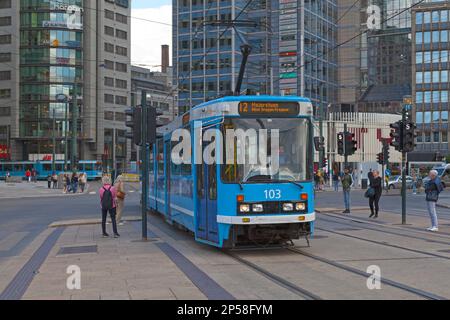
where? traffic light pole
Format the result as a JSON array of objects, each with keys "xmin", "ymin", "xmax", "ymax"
[
  {"xmin": 344, "ymin": 123, "xmax": 348, "ymax": 169},
  {"xmin": 141, "ymin": 91, "xmax": 148, "ymax": 240},
  {"xmin": 401, "ymin": 107, "xmax": 407, "ymax": 225}
]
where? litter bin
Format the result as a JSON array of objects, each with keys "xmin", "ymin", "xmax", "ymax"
[{"xmin": 361, "ymin": 178, "xmax": 368, "ymax": 190}]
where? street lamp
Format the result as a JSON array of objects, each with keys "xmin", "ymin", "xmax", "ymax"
[{"xmin": 55, "ymin": 93, "xmax": 70, "ymax": 171}]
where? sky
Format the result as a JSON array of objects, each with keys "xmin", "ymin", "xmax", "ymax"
[{"xmin": 131, "ymin": 0, "xmax": 172, "ymax": 71}]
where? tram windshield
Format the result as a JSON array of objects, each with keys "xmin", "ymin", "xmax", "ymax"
[{"xmin": 221, "ymin": 118, "xmax": 312, "ymax": 183}]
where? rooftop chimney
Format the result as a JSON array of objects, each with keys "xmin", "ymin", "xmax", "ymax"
[{"xmin": 161, "ymin": 45, "xmax": 169, "ymax": 74}]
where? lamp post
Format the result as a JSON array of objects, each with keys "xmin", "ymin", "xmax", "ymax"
[
  {"xmin": 52, "ymin": 109, "xmax": 56, "ymax": 173},
  {"xmin": 56, "ymin": 94, "xmax": 69, "ymax": 171}
]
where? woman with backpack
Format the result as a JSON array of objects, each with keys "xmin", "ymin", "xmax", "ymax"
[
  {"xmin": 425, "ymin": 170, "xmax": 444, "ymax": 232},
  {"xmin": 99, "ymin": 175, "xmax": 120, "ymax": 238}
]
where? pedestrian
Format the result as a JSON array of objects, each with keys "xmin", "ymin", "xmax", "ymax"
[
  {"xmin": 5, "ymin": 171, "xmax": 10, "ymax": 182},
  {"xmin": 114, "ymin": 174, "xmax": 126, "ymax": 226},
  {"xmin": 47, "ymin": 174, "xmax": 52, "ymax": 189},
  {"xmin": 79, "ymin": 173, "xmax": 87, "ymax": 193},
  {"xmin": 52, "ymin": 172, "xmax": 58, "ymax": 189},
  {"xmin": 31, "ymin": 169, "xmax": 37, "ymax": 183},
  {"xmin": 25, "ymin": 169, "xmax": 31, "ymax": 182},
  {"xmin": 99, "ymin": 175, "xmax": 120, "ymax": 238},
  {"xmin": 368, "ymin": 170, "xmax": 382, "ymax": 218},
  {"xmin": 332, "ymin": 171, "xmax": 339, "ymax": 192},
  {"xmin": 412, "ymin": 171, "xmax": 418, "ymax": 195},
  {"xmin": 318, "ymin": 171, "xmax": 325, "ymax": 191},
  {"xmin": 341, "ymin": 168, "xmax": 353, "ymax": 214},
  {"xmin": 71, "ymin": 173, "xmax": 79, "ymax": 193},
  {"xmin": 314, "ymin": 172, "xmax": 320, "ymax": 191},
  {"xmin": 65, "ymin": 174, "xmax": 71, "ymax": 193},
  {"xmin": 424, "ymin": 170, "xmax": 444, "ymax": 232}
]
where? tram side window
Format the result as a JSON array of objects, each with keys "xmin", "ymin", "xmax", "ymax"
[
  {"xmin": 14, "ymin": 163, "xmax": 22, "ymax": 172},
  {"xmin": 149, "ymin": 147, "xmax": 154, "ymax": 174},
  {"xmin": 25, "ymin": 164, "xmax": 33, "ymax": 171},
  {"xmin": 171, "ymin": 141, "xmax": 181, "ymax": 176},
  {"xmin": 157, "ymin": 140, "xmax": 164, "ymax": 175},
  {"xmin": 43, "ymin": 164, "xmax": 52, "ymax": 171},
  {"xmin": 3, "ymin": 164, "xmax": 12, "ymax": 171},
  {"xmin": 181, "ymin": 125, "xmax": 192, "ymax": 176},
  {"xmin": 85, "ymin": 163, "xmax": 94, "ymax": 172}
]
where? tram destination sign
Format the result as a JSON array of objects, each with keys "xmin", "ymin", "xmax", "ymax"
[{"xmin": 238, "ymin": 101, "xmax": 299, "ymax": 117}]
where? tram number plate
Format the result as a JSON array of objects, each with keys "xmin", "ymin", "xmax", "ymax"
[
  {"xmin": 264, "ymin": 189, "xmax": 282, "ymax": 200},
  {"xmin": 238, "ymin": 101, "xmax": 299, "ymax": 117}
]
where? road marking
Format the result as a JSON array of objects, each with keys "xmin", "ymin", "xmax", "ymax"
[{"xmin": 0, "ymin": 228, "xmax": 65, "ymax": 300}]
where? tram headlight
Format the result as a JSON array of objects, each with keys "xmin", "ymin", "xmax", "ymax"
[
  {"xmin": 252, "ymin": 204, "xmax": 264, "ymax": 213},
  {"xmin": 295, "ymin": 203, "xmax": 306, "ymax": 211},
  {"xmin": 239, "ymin": 204, "xmax": 251, "ymax": 213},
  {"xmin": 283, "ymin": 203, "xmax": 294, "ymax": 212}
]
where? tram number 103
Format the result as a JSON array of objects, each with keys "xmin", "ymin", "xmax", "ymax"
[{"xmin": 264, "ymin": 189, "xmax": 282, "ymax": 200}]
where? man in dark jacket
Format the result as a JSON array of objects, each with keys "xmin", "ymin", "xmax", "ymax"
[
  {"xmin": 425, "ymin": 170, "xmax": 444, "ymax": 232},
  {"xmin": 342, "ymin": 168, "xmax": 353, "ymax": 214},
  {"xmin": 368, "ymin": 170, "xmax": 382, "ymax": 218}
]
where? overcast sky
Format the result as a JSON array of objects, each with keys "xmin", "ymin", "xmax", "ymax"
[{"xmin": 131, "ymin": 0, "xmax": 172, "ymax": 71}]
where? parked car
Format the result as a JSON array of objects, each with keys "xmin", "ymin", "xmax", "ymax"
[{"xmin": 387, "ymin": 175, "xmax": 413, "ymax": 190}]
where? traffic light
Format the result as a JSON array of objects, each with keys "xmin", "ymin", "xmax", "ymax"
[
  {"xmin": 322, "ymin": 157, "xmax": 328, "ymax": 168},
  {"xmin": 337, "ymin": 133, "xmax": 344, "ymax": 155},
  {"xmin": 314, "ymin": 136, "xmax": 325, "ymax": 152},
  {"xmin": 390, "ymin": 121, "xmax": 403, "ymax": 151},
  {"xmin": 125, "ymin": 107, "xmax": 142, "ymax": 146},
  {"xmin": 376, "ymin": 152, "xmax": 384, "ymax": 165},
  {"xmin": 345, "ymin": 132, "xmax": 357, "ymax": 156},
  {"xmin": 382, "ymin": 144, "xmax": 390, "ymax": 163},
  {"xmin": 403, "ymin": 121, "xmax": 417, "ymax": 153}
]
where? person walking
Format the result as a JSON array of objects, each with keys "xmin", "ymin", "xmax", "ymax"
[
  {"xmin": 64, "ymin": 174, "xmax": 71, "ymax": 193},
  {"xmin": 425, "ymin": 170, "xmax": 444, "ymax": 232},
  {"xmin": 332, "ymin": 171, "xmax": 340, "ymax": 192},
  {"xmin": 5, "ymin": 171, "xmax": 10, "ymax": 183},
  {"xmin": 79, "ymin": 173, "xmax": 87, "ymax": 193},
  {"xmin": 368, "ymin": 170, "xmax": 383, "ymax": 218},
  {"xmin": 411, "ymin": 171, "xmax": 418, "ymax": 195},
  {"xmin": 99, "ymin": 175, "xmax": 120, "ymax": 238},
  {"xmin": 114, "ymin": 175, "xmax": 126, "ymax": 226},
  {"xmin": 25, "ymin": 169, "xmax": 31, "ymax": 182},
  {"xmin": 341, "ymin": 168, "xmax": 353, "ymax": 214},
  {"xmin": 71, "ymin": 173, "xmax": 79, "ymax": 193},
  {"xmin": 31, "ymin": 169, "xmax": 37, "ymax": 183},
  {"xmin": 52, "ymin": 172, "xmax": 58, "ymax": 189},
  {"xmin": 47, "ymin": 174, "xmax": 52, "ymax": 189}
]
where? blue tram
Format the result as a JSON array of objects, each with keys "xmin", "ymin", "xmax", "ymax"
[
  {"xmin": 148, "ymin": 96, "xmax": 316, "ymax": 248},
  {"xmin": 0, "ymin": 160, "xmax": 103, "ymax": 181}
]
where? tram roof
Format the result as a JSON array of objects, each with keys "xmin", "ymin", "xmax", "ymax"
[
  {"xmin": 191, "ymin": 95, "xmax": 311, "ymax": 111},
  {"xmin": 157, "ymin": 95, "xmax": 313, "ymax": 137}
]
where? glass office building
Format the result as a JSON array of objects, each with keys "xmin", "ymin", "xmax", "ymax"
[
  {"xmin": 173, "ymin": 0, "xmax": 337, "ymax": 113},
  {"xmin": 19, "ymin": 0, "xmax": 84, "ymax": 157},
  {"xmin": 412, "ymin": 1, "xmax": 450, "ymax": 156}
]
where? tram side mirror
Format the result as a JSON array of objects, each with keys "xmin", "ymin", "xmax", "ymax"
[{"xmin": 314, "ymin": 137, "xmax": 325, "ymax": 152}]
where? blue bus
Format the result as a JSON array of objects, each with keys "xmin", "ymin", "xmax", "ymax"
[
  {"xmin": 148, "ymin": 96, "xmax": 316, "ymax": 248},
  {"xmin": 0, "ymin": 160, "xmax": 103, "ymax": 181}
]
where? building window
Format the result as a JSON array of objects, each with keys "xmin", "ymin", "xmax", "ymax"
[
  {"xmin": 104, "ymin": 94, "xmax": 114, "ymax": 104},
  {"xmin": 0, "ymin": 89, "xmax": 11, "ymax": 98},
  {"xmin": 433, "ymin": 132, "xmax": 440, "ymax": 143},
  {"xmin": 0, "ymin": 70, "xmax": 11, "ymax": 80},
  {"xmin": 442, "ymin": 131, "xmax": 448, "ymax": 143},
  {"xmin": 104, "ymin": 26, "xmax": 114, "ymax": 37},
  {"xmin": 0, "ymin": 106, "xmax": 10, "ymax": 116},
  {"xmin": 416, "ymin": 111, "xmax": 423, "ymax": 124},
  {"xmin": 441, "ymin": 111, "xmax": 449, "ymax": 122},
  {"xmin": 424, "ymin": 111, "xmax": 431, "ymax": 123}
]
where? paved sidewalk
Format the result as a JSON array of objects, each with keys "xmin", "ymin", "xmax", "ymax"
[{"xmin": 17, "ymin": 222, "xmax": 207, "ymax": 300}]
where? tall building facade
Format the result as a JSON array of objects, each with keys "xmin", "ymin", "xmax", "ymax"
[
  {"xmin": 0, "ymin": 0, "xmax": 131, "ymax": 171},
  {"xmin": 412, "ymin": 1, "xmax": 450, "ymax": 158},
  {"xmin": 173, "ymin": 0, "xmax": 337, "ymax": 114}
]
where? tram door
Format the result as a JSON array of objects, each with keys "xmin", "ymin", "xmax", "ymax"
[
  {"xmin": 196, "ymin": 143, "xmax": 219, "ymax": 243},
  {"xmin": 165, "ymin": 141, "xmax": 172, "ymax": 220}
]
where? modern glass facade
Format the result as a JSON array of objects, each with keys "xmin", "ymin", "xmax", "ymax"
[
  {"xmin": 412, "ymin": 1, "xmax": 450, "ymax": 154},
  {"xmin": 173, "ymin": 0, "xmax": 337, "ymax": 113},
  {"xmin": 19, "ymin": 0, "xmax": 83, "ymax": 158},
  {"xmin": 174, "ymin": 0, "xmax": 272, "ymax": 113}
]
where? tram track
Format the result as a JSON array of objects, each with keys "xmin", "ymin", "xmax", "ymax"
[
  {"xmin": 286, "ymin": 247, "xmax": 446, "ymax": 300},
  {"xmin": 224, "ymin": 251, "xmax": 322, "ymax": 300},
  {"xmin": 318, "ymin": 213, "xmax": 450, "ymax": 242}
]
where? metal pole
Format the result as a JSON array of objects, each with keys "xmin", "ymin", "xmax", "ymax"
[
  {"xmin": 52, "ymin": 109, "xmax": 56, "ymax": 173},
  {"xmin": 344, "ymin": 123, "xmax": 348, "ymax": 169},
  {"xmin": 141, "ymin": 90, "xmax": 148, "ymax": 240},
  {"xmin": 319, "ymin": 84, "xmax": 324, "ymax": 172},
  {"xmin": 64, "ymin": 99, "xmax": 68, "ymax": 171},
  {"xmin": 71, "ymin": 84, "xmax": 78, "ymax": 172},
  {"xmin": 401, "ymin": 107, "xmax": 407, "ymax": 225}
]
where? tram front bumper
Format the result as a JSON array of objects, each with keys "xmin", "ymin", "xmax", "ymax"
[{"xmin": 217, "ymin": 212, "xmax": 316, "ymax": 225}]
